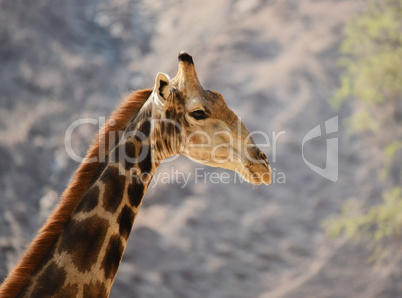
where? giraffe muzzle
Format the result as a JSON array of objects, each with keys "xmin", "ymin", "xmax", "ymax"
[{"xmin": 242, "ymin": 147, "xmax": 272, "ymax": 185}]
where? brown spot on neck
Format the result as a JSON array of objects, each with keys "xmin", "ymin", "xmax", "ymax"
[
  {"xmin": 74, "ymin": 185, "xmax": 100, "ymax": 213},
  {"xmin": 127, "ymin": 179, "xmax": 145, "ymax": 208},
  {"xmin": 83, "ymin": 280, "xmax": 107, "ymax": 298},
  {"xmin": 117, "ymin": 205, "xmax": 136, "ymax": 240},
  {"xmin": 101, "ymin": 235, "xmax": 124, "ymax": 280},
  {"xmin": 30, "ymin": 263, "xmax": 66, "ymax": 298},
  {"xmin": 58, "ymin": 215, "xmax": 109, "ymax": 273},
  {"xmin": 101, "ymin": 166, "xmax": 126, "ymax": 213}
]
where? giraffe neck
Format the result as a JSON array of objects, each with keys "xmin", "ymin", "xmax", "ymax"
[{"xmin": 18, "ymin": 100, "xmax": 181, "ymax": 297}]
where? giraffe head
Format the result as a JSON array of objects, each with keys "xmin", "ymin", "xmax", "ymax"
[{"xmin": 150, "ymin": 52, "xmax": 272, "ymax": 185}]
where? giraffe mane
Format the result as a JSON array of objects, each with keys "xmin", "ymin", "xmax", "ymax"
[{"xmin": 0, "ymin": 89, "xmax": 153, "ymax": 297}]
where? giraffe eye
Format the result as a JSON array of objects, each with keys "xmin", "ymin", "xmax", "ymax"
[{"xmin": 190, "ymin": 110, "xmax": 208, "ymax": 120}]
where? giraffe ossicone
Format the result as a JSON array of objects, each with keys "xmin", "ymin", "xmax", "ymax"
[{"xmin": 0, "ymin": 52, "xmax": 271, "ymax": 297}]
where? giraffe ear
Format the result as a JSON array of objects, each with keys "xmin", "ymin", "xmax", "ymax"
[{"xmin": 153, "ymin": 72, "xmax": 170, "ymax": 107}]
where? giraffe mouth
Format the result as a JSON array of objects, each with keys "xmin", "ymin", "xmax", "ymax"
[
  {"xmin": 194, "ymin": 150, "xmax": 273, "ymax": 185},
  {"xmin": 185, "ymin": 154, "xmax": 272, "ymax": 185},
  {"xmin": 240, "ymin": 162, "xmax": 272, "ymax": 185},
  {"xmin": 231, "ymin": 149, "xmax": 272, "ymax": 185}
]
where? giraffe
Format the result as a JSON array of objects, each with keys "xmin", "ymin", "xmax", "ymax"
[{"xmin": 0, "ymin": 52, "xmax": 272, "ymax": 297}]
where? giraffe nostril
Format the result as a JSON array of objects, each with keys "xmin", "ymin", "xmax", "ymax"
[{"xmin": 259, "ymin": 151, "xmax": 269, "ymax": 165}]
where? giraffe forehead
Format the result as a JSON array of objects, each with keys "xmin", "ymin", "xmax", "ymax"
[{"xmin": 182, "ymin": 90, "xmax": 228, "ymax": 112}]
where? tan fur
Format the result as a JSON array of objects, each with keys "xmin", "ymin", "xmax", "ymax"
[{"xmin": 0, "ymin": 89, "xmax": 152, "ymax": 297}]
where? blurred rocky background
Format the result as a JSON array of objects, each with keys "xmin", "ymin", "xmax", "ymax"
[{"xmin": 1, "ymin": 0, "xmax": 401, "ymax": 297}]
